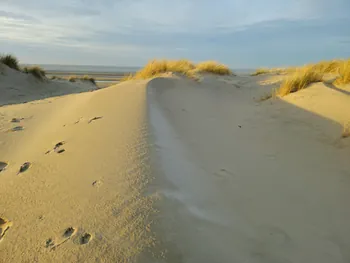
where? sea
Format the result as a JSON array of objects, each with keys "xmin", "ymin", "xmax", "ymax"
[
  {"xmin": 32, "ymin": 64, "xmax": 141, "ymax": 74},
  {"xmin": 26, "ymin": 64, "xmax": 255, "ymax": 75}
]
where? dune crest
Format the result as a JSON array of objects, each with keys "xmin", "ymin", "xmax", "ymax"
[{"xmin": 0, "ymin": 75, "xmax": 159, "ymax": 262}]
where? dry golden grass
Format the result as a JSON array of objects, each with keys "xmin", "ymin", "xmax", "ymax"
[
  {"xmin": 278, "ymin": 66, "xmax": 323, "ymax": 96},
  {"xmin": 121, "ymin": 73, "xmax": 134, "ymax": 82},
  {"xmin": 68, "ymin": 76, "xmax": 77, "ymax": 82},
  {"xmin": 251, "ymin": 68, "xmax": 289, "ymax": 76},
  {"xmin": 0, "ymin": 54, "xmax": 20, "ymax": 71},
  {"xmin": 23, "ymin": 66, "xmax": 46, "ymax": 80},
  {"xmin": 122, "ymin": 59, "xmax": 232, "ymax": 81},
  {"xmin": 335, "ymin": 59, "xmax": 350, "ymax": 85},
  {"xmin": 195, "ymin": 61, "xmax": 232, "ymax": 75},
  {"xmin": 270, "ymin": 58, "xmax": 349, "ymax": 96},
  {"xmin": 134, "ymin": 59, "xmax": 196, "ymax": 79},
  {"xmin": 68, "ymin": 75, "xmax": 96, "ymax": 85},
  {"xmin": 309, "ymin": 60, "xmax": 343, "ymax": 74},
  {"xmin": 251, "ymin": 68, "xmax": 271, "ymax": 76},
  {"xmin": 82, "ymin": 75, "xmax": 96, "ymax": 85}
]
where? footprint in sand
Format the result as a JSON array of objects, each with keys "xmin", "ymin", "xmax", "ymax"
[
  {"xmin": 10, "ymin": 118, "xmax": 23, "ymax": 123},
  {"xmin": 88, "ymin": 116, "xmax": 103, "ymax": 124},
  {"xmin": 46, "ymin": 141, "xmax": 66, "ymax": 154},
  {"xmin": 10, "ymin": 126, "xmax": 24, "ymax": 132},
  {"xmin": 80, "ymin": 233, "xmax": 92, "ymax": 245},
  {"xmin": 0, "ymin": 217, "xmax": 13, "ymax": 242},
  {"xmin": 63, "ymin": 227, "xmax": 77, "ymax": 238},
  {"xmin": 54, "ymin": 141, "xmax": 65, "ymax": 150},
  {"xmin": 74, "ymin": 117, "xmax": 83, "ymax": 124},
  {"xmin": 45, "ymin": 238, "xmax": 55, "ymax": 248},
  {"xmin": 92, "ymin": 180, "xmax": 103, "ymax": 188},
  {"xmin": 17, "ymin": 162, "xmax": 31, "ymax": 175},
  {"xmin": 48, "ymin": 227, "xmax": 77, "ymax": 250},
  {"xmin": 0, "ymin": 162, "xmax": 8, "ymax": 172},
  {"xmin": 54, "ymin": 142, "xmax": 66, "ymax": 154}
]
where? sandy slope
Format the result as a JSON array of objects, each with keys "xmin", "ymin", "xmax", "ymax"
[
  {"xmin": 0, "ymin": 70, "xmax": 159, "ymax": 262},
  {"xmin": 0, "ymin": 65, "xmax": 97, "ymax": 106},
  {"xmin": 1, "ymin": 67, "xmax": 350, "ymax": 263},
  {"xmin": 147, "ymin": 75, "xmax": 350, "ymax": 263}
]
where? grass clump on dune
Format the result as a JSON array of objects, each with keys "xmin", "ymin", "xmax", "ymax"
[
  {"xmin": 278, "ymin": 66, "xmax": 323, "ymax": 96},
  {"xmin": 121, "ymin": 73, "xmax": 134, "ymax": 82},
  {"xmin": 82, "ymin": 75, "xmax": 96, "ymax": 85},
  {"xmin": 0, "ymin": 54, "xmax": 20, "ymax": 71},
  {"xmin": 122, "ymin": 59, "xmax": 232, "ymax": 81},
  {"xmin": 251, "ymin": 68, "xmax": 289, "ymax": 76},
  {"xmin": 309, "ymin": 60, "xmax": 343, "ymax": 74},
  {"xmin": 23, "ymin": 66, "xmax": 46, "ymax": 80},
  {"xmin": 68, "ymin": 76, "xmax": 77, "ymax": 82},
  {"xmin": 133, "ymin": 59, "xmax": 196, "ymax": 80},
  {"xmin": 68, "ymin": 75, "xmax": 96, "ymax": 85},
  {"xmin": 196, "ymin": 61, "xmax": 232, "ymax": 75},
  {"xmin": 258, "ymin": 58, "xmax": 348, "ymax": 96},
  {"xmin": 334, "ymin": 59, "xmax": 350, "ymax": 85},
  {"xmin": 251, "ymin": 68, "xmax": 271, "ymax": 76}
]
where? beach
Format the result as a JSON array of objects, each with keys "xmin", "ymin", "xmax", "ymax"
[
  {"xmin": 1, "ymin": 63, "xmax": 350, "ymax": 263},
  {"xmin": 42, "ymin": 65, "xmax": 139, "ymax": 89}
]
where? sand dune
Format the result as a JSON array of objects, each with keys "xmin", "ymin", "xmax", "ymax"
[
  {"xmin": 0, "ymin": 65, "xmax": 96, "ymax": 106},
  {"xmin": 0, "ymin": 69, "xmax": 157, "ymax": 262},
  {"xmin": 0, "ymin": 65, "xmax": 350, "ymax": 262},
  {"xmin": 148, "ymin": 75, "xmax": 350, "ymax": 263}
]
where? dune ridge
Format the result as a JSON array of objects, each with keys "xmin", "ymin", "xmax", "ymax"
[{"xmin": 0, "ymin": 71, "xmax": 161, "ymax": 262}]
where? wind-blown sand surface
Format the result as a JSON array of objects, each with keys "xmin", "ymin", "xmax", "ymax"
[{"xmin": 1, "ymin": 65, "xmax": 350, "ymax": 263}]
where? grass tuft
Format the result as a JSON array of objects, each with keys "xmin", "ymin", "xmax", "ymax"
[
  {"xmin": 23, "ymin": 66, "xmax": 46, "ymax": 80},
  {"xmin": 134, "ymin": 59, "xmax": 196, "ymax": 79},
  {"xmin": 121, "ymin": 73, "xmax": 134, "ymax": 82},
  {"xmin": 50, "ymin": 76, "xmax": 65, "ymax": 80},
  {"xmin": 251, "ymin": 68, "xmax": 289, "ymax": 76},
  {"xmin": 68, "ymin": 75, "xmax": 96, "ymax": 85},
  {"xmin": 309, "ymin": 60, "xmax": 343, "ymax": 74},
  {"xmin": 278, "ymin": 66, "xmax": 323, "ymax": 96},
  {"xmin": 251, "ymin": 68, "xmax": 271, "ymax": 76},
  {"xmin": 0, "ymin": 54, "xmax": 20, "ymax": 71},
  {"xmin": 82, "ymin": 75, "xmax": 96, "ymax": 85},
  {"xmin": 122, "ymin": 59, "xmax": 232, "ymax": 81},
  {"xmin": 69, "ymin": 76, "xmax": 77, "ymax": 82},
  {"xmin": 196, "ymin": 61, "xmax": 232, "ymax": 75},
  {"xmin": 334, "ymin": 60, "xmax": 350, "ymax": 85}
]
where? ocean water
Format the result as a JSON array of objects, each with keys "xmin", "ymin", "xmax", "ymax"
[
  {"xmin": 25, "ymin": 64, "xmax": 255, "ymax": 75},
  {"xmin": 29, "ymin": 64, "xmax": 141, "ymax": 73}
]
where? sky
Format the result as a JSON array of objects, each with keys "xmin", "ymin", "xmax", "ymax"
[{"xmin": 0, "ymin": 0, "xmax": 349, "ymax": 68}]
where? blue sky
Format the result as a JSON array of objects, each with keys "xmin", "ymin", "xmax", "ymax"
[{"xmin": 0, "ymin": 0, "xmax": 349, "ymax": 68}]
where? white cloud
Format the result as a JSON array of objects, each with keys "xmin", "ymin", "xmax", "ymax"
[
  {"xmin": 1, "ymin": 0, "xmax": 337, "ymax": 41},
  {"xmin": 0, "ymin": 0, "xmax": 348, "ymax": 66}
]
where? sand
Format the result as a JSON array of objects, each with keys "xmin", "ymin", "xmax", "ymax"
[
  {"xmin": 0, "ymin": 66, "xmax": 97, "ymax": 106},
  {"xmin": 0, "ymin": 66, "xmax": 157, "ymax": 262},
  {"xmin": 1, "ymin": 65, "xmax": 350, "ymax": 263}
]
